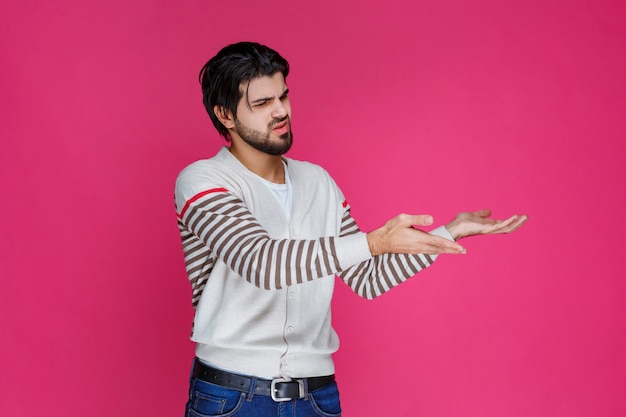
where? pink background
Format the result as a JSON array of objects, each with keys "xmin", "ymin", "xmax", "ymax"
[{"xmin": 2, "ymin": 0, "xmax": 625, "ymax": 416}]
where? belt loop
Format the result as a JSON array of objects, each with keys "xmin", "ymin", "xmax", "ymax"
[
  {"xmin": 302, "ymin": 378, "xmax": 310, "ymax": 400},
  {"xmin": 246, "ymin": 377, "xmax": 257, "ymax": 402}
]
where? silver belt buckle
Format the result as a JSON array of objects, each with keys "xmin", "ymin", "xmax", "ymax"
[{"xmin": 270, "ymin": 377, "xmax": 305, "ymax": 402}]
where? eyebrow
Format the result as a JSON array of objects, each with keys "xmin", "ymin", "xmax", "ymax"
[{"xmin": 249, "ymin": 88, "xmax": 289, "ymax": 105}]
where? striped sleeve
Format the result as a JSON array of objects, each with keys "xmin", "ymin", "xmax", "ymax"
[
  {"xmin": 177, "ymin": 188, "xmax": 368, "ymax": 291},
  {"xmin": 337, "ymin": 203, "xmax": 444, "ymax": 300}
]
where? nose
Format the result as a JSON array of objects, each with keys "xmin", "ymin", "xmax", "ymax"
[{"xmin": 271, "ymin": 98, "xmax": 289, "ymax": 119}]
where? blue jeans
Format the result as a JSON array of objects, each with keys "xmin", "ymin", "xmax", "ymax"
[{"xmin": 185, "ymin": 366, "xmax": 342, "ymax": 417}]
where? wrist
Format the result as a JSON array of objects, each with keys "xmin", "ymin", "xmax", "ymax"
[
  {"xmin": 366, "ymin": 229, "xmax": 384, "ymax": 256},
  {"xmin": 444, "ymin": 222, "xmax": 461, "ymax": 240}
]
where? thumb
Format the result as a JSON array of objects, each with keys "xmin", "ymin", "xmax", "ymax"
[
  {"xmin": 409, "ymin": 214, "xmax": 434, "ymax": 226},
  {"xmin": 473, "ymin": 209, "xmax": 492, "ymax": 218}
]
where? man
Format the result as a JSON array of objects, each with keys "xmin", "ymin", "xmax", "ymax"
[{"xmin": 175, "ymin": 41, "xmax": 526, "ymax": 416}]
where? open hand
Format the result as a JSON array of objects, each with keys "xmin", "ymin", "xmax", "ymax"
[
  {"xmin": 445, "ymin": 209, "xmax": 527, "ymax": 240},
  {"xmin": 367, "ymin": 214, "xmax": 467, "ymax": 256}
]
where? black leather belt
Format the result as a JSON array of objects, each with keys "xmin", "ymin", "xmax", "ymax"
[{"xmin": 192, "ymin": 359, "xmax": 335, "ymax": 402}]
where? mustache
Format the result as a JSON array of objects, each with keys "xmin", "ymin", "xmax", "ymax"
[{"xmin": 269, "ymin": 115, "xmax": 289, "ymax": 128}]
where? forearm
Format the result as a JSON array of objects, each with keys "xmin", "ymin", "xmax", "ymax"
[
  {"xmin": 178, "ymin": 190, "xmax": 371, "ymax": 290},
  {"xmin": 338, "ymin": 252, "xmax": 435, "ymax": 299}
]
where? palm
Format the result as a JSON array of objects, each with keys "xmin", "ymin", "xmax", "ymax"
[{"xmin": 446, "ymin": 209, "xmax": 527, "ymax": 240}]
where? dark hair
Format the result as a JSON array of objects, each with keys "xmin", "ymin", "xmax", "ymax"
[{"xmin": 199, "ymin": 42, "xmax": 290, "ymax": 140}]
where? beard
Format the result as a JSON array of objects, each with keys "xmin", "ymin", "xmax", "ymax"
[{"xmin": 234, "ymin": 116, "xmax": 293, "ymax": 156}]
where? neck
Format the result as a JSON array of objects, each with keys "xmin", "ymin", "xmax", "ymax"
[{"xmin": 228, "ymin": 143, "xmax": 285, "ymax": 184}]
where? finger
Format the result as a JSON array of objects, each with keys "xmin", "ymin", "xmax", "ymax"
[
  {"xmin": 499, "ymin": 215, "xmax": 528, "ymax": 233},
  {"xmin": 408, "ymin": 214, "xmax": 434, "ymax": 226},
  {"xmin": 473, "ymin": 209, "xmax": 492, "ymax": 218},
  {"xmin": 427, "ymin": 235, "xmax": 466, "ymax": 253},
  {"xmin": 486, "ymin": 215, "xmax": 519, "ymax": 232},
  {"xmin": 417, "ymin": 244, "xmax": 466, "ymax": 255},
  {"xmin": 487, "ymin": 215, "xmax": 527, "ymax": 234},
  {"xmin": 430, "ymin": 243, "xmax": 467, "ymax": 254},
  {"xmin": 408, "ymin": 230, "xmax": 465, "ymax": 253}
]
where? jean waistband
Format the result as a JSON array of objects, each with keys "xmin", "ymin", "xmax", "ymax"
[{"xmin": 192, "ymin": 359, "xmax": 335, "ymax": 402}]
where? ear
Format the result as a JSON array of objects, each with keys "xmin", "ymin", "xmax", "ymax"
[{"xmin": 214, "ymin": 105, "xmax": 235, "ymax": 129}]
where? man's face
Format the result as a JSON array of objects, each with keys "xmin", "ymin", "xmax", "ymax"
[{"xmin": 232, "ymin": 72, "xmax": 292, "ymax": 155}]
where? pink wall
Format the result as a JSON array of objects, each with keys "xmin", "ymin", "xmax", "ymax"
[{"xmin": 2, "ymin": 0, "xmax": 625, "ymax": 416}]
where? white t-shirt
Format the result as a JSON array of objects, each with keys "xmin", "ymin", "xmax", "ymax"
[{"xmin": 257, "ymin": 161, "xmax": 292, "ymax": 220}]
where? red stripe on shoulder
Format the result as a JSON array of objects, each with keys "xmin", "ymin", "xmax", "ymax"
[
  {"xmin": 342, "ymin": 200, "xmax": 348, "ymax": 208},
  {"xmin": 178, "ymin": 187, "xmax": 229, "ymax": 219}
]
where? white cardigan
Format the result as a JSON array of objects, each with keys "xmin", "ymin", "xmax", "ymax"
[{"xmin": 175, "ymin": 147, "xmax": 451, "ymax": 378}]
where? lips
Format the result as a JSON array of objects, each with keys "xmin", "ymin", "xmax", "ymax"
[{"xmin": 272, "ymin": 120, "xmax": 289, "ymax": 135}]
